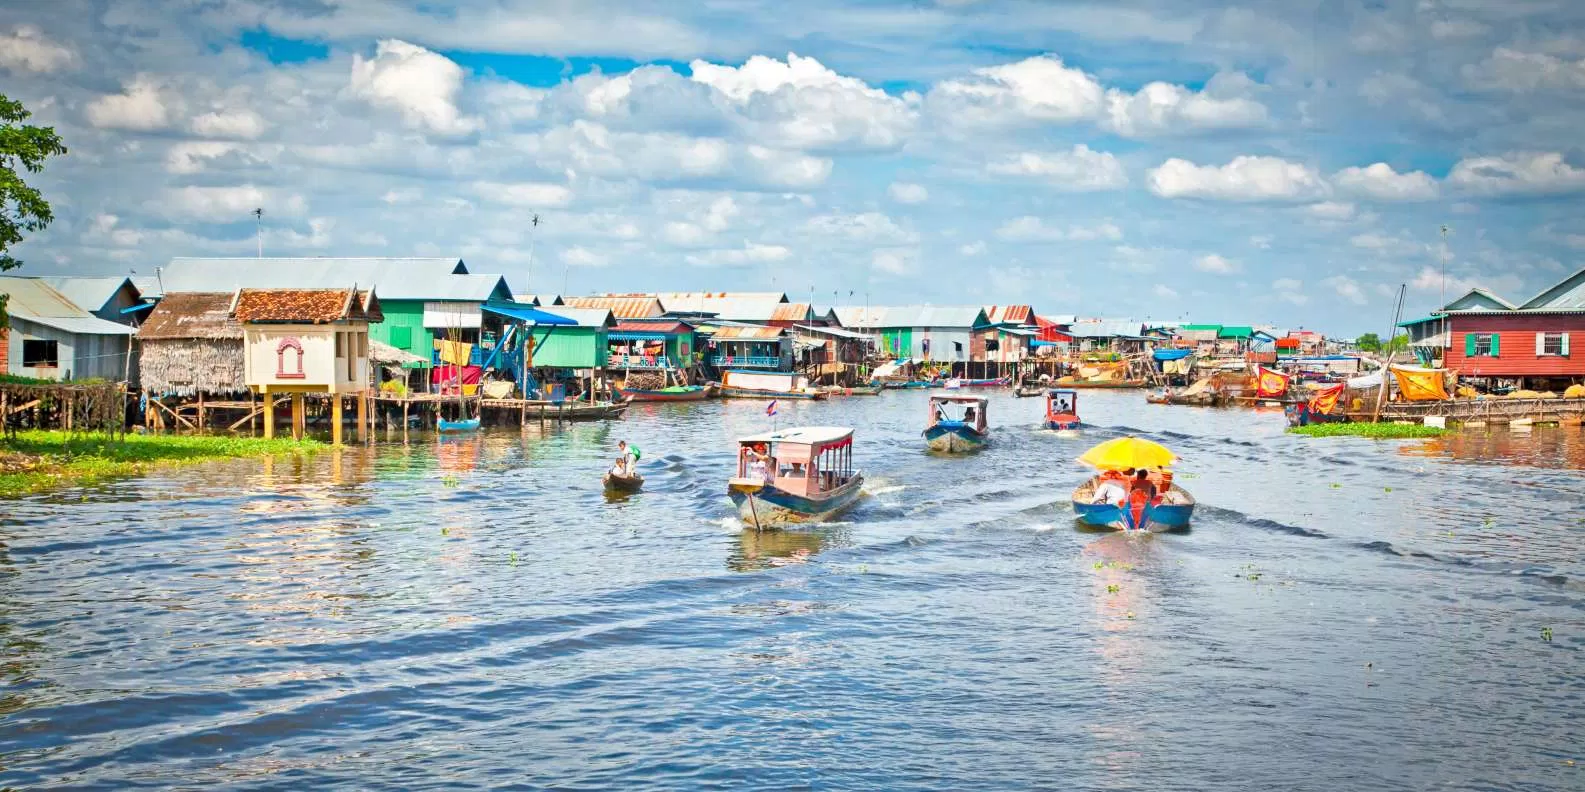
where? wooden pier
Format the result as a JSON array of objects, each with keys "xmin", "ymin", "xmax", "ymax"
[{"xmin": 1359, "ymin": 397, "xmax": 1585, "ymax": 426}]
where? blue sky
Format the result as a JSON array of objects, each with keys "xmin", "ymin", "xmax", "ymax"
[{"xmin": 4, "ymin": 0, "xmax": 1585, "ymax": 334}]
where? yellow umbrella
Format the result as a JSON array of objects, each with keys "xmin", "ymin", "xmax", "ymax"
[{"xmin": 1077, "ymin": 436, "xmax": 1179, "ymax": 471}]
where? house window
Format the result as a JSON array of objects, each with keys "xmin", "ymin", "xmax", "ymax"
[
  {"xmin": 1466, "ymin": 333, "xmax": 1498, "ymax": 357},
  {"xmin": 22, "ymin": 339, "xmax": 58, "ymax": 368},
  {"xmin": 1538, "ymin": 332, "xmax": 1570, "ymax": 357},
  {"xmin": 276, "ymin": 337, "xmax": 306, "ymax": 379},
  {"xmin": 986, "ymin": 338, "xmax": 1000, "ymax": 352},
  {"xmin": 953, "ymin": 341, "xmax": 963, "ymax": 354}
]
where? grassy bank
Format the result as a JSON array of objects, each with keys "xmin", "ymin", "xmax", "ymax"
[
  {"xmin": 0, "ymin": 431, "xmax": 323, "ymax": 497},
  {"xmin": 1288, "ymin": 422, "xmax": 1448, "ymax": 439}
]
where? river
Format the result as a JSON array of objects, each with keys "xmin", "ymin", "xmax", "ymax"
[{"xmin": 1, "ymin": 391, "xmax": 1580, "ymax": 790}]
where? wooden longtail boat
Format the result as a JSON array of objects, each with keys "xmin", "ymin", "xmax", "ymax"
[
  {"xmin": 1054, "ymin": 378, "xmax": 1150, "ymax": 389},
  {"xmin": 1014, "ymin": 384, "xmax": 1047, "ymax": 398},
  {"xmin": 719, "ymin": 371, "xmax": 826, "ymax": 400},
  {"xmin": 616, "ymin": 385, "xmax": 709, "ymax": 402},
  {"xmin": 603, "ymin": 470, "xmax": 644, "ymax": 492},
  {"xmin": 1071, "ymin": 475, "xmax": 1195, "ymax": 532},
  {"xmin": 728, "ymin": 427, "xmax": 863, "ymax": 529},
  {"xmin": 1044, "ymin": 389, "xmax": 1081, "ymax": 430},
  {"xmin": 821, "ymin": 383, "xmax": 884, "ymax": 396},
  {"xmin": 923, "ymin": 394, "xmax": 990, "ymax": 452},
  {"xmin": 488, "ymin": 399, "xmax": 631, "ymax": 420}
]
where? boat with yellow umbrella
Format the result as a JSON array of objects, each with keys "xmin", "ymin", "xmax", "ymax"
[{"xmin": 1070, "ymin": 437, "xmax": 1196, "ymax": 532}]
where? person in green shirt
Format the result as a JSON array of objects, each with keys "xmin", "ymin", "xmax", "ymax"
[{"xmin": 617, "ymin": 440, "xmax": 641, "ymax": 476}]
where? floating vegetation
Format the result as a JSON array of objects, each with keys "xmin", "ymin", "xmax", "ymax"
[
  {"xmin": 1288, "ymin": 423, "xmax": 1448, "ymax": 439},
  {"xmin": 509, "ymin": 552, "xmax": 518, "ymax": 566},
  {"xmin": 1541, "ymin": 626, "xmax": 1553, "ymax": 643},
  {"xmin": 440, "ymin": 527, "xmax": 450, "ymax": 537},
  {"xmin": 1106, "ymin": 584, "xmax": 1121, "ymax": 594},
  {"xmin": 0, "ymin": 430, "xmax": 322, "ymax": 497},
  {"xmin": 1330, "ymin": 483, "xmax": 1342, "ymax": 489},
  {"xmin": 441, "ymin": 474, "xmax": 460, "ymax": 487}
]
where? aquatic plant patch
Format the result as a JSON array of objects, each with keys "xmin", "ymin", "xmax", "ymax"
[
  {"xmin": 1287, "ymin": 423, "xmax": 1449, "ymax": 439},
  {"xmin": 0, "ymin": 431, "xmax": 323, "ymax": 497}
]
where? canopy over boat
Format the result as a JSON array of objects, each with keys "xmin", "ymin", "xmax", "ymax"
[
  {"xmin": 1078, "ymin": 436, "xmax": 1178, "ymax": 470},
  {"xmin": 737, "ymin": 426, "xmax": 854, "ymax": 450},
  {"xmin": 928, "ymin": 394, "xmax": 989, "ymax": 406}
]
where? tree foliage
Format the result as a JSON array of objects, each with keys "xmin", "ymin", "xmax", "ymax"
[
  {"xmin": 1356, "ymin": 333, "xmax": 1382, "ymax": 351},
  {"xmin": 0, "ymin": 93, "xmax": 68, "ymax": 325}
]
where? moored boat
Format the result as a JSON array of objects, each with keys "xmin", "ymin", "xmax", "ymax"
[
  {"xmin": 959, "ymin": 376, "xmax": 1012, "ymax": 388},
  {"xmin": 616, "ymin": 384, "xmax": 709, "ymax": 402},
  {"xmin": 727, "ymin": 427, "xmax": 863, "ymax": 528},
  {"xmin": 437, "ymin": 416, "xmax": 481, "ymax": 433},
  {"xmin": 1044, "ymin": 388, "xmax": 1081, "ymax": 430},
  {"xmin": 924, "ymin": 394, "xmax": 990, "ymax": 452},
  {"xmin": 1014, "ymin": 384, "xmax": 1046, "ymax": 398},
  {"xmin": 821, "ymin": 383, "xmax": 884, "ymax": 396},
  {"xmin": 718, "ymin": 370, "xmax": 826, "ymax": 400},
  {"xmin": 1054, "ymin": 377, "xmax": 1149, "ymax": 389}
]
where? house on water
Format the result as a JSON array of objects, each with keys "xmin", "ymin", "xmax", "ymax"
[
  {"xmin": 833, "ymin": 305, "xmax": 992, "ymax": 373},
  {"xmin": 40, "ymin": 276, "xmax": 146, "ymax": 326},
  {"xmin": 563, "ymin": 295, "xmax": 666, "ymax": 320},
  {"xmin": 0, "ymin": 276, "xmax": 137, "ymax": 381},
  {"xmin": 1439, "ymin": 270, "xmax": 1585, "ymax": 389},
  {"xmin": 136, "ymin": 293, "xmax": 248, "ymax": 428}
]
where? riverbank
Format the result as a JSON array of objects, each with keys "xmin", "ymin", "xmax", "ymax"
[{"xmin": 0, "ymin": 431, "xmax": 323, "ymax": 497}]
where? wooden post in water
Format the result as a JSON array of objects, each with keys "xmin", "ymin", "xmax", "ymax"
[
  {"xmin": 262, "ymin": 387, "xmax": 274, "ymax": 439},
  {"xmin": 331, "ymin": 394, "xmax": 344, "ymax": 446},
  {"xmin": 291, "ymin": 392, "xmax": 305, "ymax": 440},
  {"xmin": 249, "ymin": 390, "xmax": 257, "ymax": 436},
  {"xmin": 356, "ymin": 391, "xmax": 368, "ymax": 443}
]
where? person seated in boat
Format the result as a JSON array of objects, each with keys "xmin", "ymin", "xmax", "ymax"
[
  {"xmin": 1130, "ymin": 469, "xmax": 1157, "ymax": 502},
  {"xmin": 609, "ymin": 457, "xmax": 627, "ymax": 477},
  {"xmin": 933, "ymin": 403, "xmax": 948, "ymax": 423},
  {"xmin": 1093, "ymin": 469, "xmax": 1128, "ymax": 505},
  {"xmin": 962, "ymin": 406, "xmax": 977, "ymax": 424},
  {"xmin": 786, "ymin": 462, "xmax": 806, "ymax": 478},
  {"xmin": 748, "ymin": 451, "xmax": 772, "ymax": 484}
]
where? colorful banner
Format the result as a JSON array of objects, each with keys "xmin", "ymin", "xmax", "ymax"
[
  {"xmin": 1309, "ymin": 383, "xmax": 1345, "ymax": 415},
  {"xmin": 1255, "ymin": 367, "xmax": 1290, "ymax": 398}
]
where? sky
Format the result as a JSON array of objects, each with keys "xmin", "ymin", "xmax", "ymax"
[{"xmin": 3, "ymin": 0, "xmax": 1585, "ymax": 334}]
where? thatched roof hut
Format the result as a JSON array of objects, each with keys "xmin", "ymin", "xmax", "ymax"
[{"xmin": 137, "ymin": 292, "xmax": 247, "ymax": 397}]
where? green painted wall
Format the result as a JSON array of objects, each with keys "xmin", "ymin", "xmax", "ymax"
[
  {"xmin": 367, "ymin": 300, "xmax": 434, "ymax": 358},
  {"xmin": 529, "ymin": 327, "xmax": 609, "ymax": 368}
]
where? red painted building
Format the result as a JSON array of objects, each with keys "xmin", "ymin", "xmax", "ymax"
[{"xmin": 1438, "ymin": 269, "xmax": 1585, "ymax": 383}]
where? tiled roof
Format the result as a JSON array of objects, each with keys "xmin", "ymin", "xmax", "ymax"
[
  {"xmin": 137, "ymin": 292, "xmax": 242, "ymax": 340},
  {"xmin": 232, "ymin": 288, "xmax": 382, "ymax": 324}
]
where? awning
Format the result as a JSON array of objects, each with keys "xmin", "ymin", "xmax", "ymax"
[
  {"xmin": 610, "ymin": 331, "xmax": 669, "ymax": 341},
  {"xmin": 481, "ymin": 302, "xmax": 577, "ymax": 325},
  {"xmin": 795, "ymin": 324, "xmax": 872, "ymax": 341},
  {"xmin": 1152, "ymin": 349, "xmax": 1194, "ymax": 361},
  {"xmin": 794, "ymin": 338, "xmax": 824, "ymax": 350}
]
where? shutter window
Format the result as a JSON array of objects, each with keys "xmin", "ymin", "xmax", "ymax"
[
  {"xmin": 1491, "ymin": 333, "xmax": 1500, "ymax": 356},
  {"xmin": 1464, "ymin": 333, "xmax": 1476, "ymax": 357},
  {"xmin": 1537, "ymin": 332, "xmax": 1546, "ymax": 356},
  {"xmin": 1564, "ymin": 333, "xmax": 1572, "ymax": 357}
]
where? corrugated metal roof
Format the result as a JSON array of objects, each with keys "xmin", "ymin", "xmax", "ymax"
[
  {"xmin": 138, "ymin": 293, "xmax": 243, "ymax": 340},
  {"xmin": 538, "ymin": 307, "xmax": 615, "ymax": 327},
  {"xmin": 514, "ymin": 294, "xmax": 564, "ymax": 306},
  {"xmin": 656, "ymin": 293, "xmax": 790, "ymax": 322},
  {"xmin": 39, "ymin": 276, "xmax": 138, "ymax": 313},
  {"xmin": 1068, "ymin": 320, "xmax": 1145, "ymax": 338},
  {"xmin": 564, "ymin": 295, "xmax": 665, "ymax": 318},
  {"xmin": 1517, "ymin": 267, "xmax": 1585, "ymax": 311},
  {"xmin": 832, "ymin": 305, "xmax": 989, "ymax": 328},
  {"xmin": 1441, "ymin": 287, "xmax": 1517, "ymax": 312},
  {"xmin": 16, "ymin": 315, "xmax": 136, "ymax": 335},
  {"xmin": 614, "ymin": 319, "xmax": 689, "ymax": 334},
  {"xmin": 1036, "ymin": 315, "xmax": 1076, "ymax": 327},
  {"xmin": 795, "ymin": 325, "xmax": 873, "ymax": 341},
  {"xmin": 711, "ymin": 325, "xmax": 786, "ymax": 339},
  {"xmin": 771, "ymin": 303, "xmax": 814, "ymax": 323},
  {"xmin": 983, "ymin": 305, "xmax": 1034, "ymax": 324},
  {"xmin": 1218, "ymin": 326, "xmax": 1254, "ymax": 339},
  {"xmin": 1, "ymin": 275, "xmax": 87, "ymax": 318},
  {"xmin": 157, "ymin": 257, "xmax": 490, "ymax": 301}
]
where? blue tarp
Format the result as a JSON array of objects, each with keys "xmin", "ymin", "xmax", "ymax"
[
  {"xmin": 1153, "ymin": 349, "xmax": 1194, "ymax": 361},
  {"xmin": 481, "ymin": 302, "xmax": 577, "ymax": 325}
]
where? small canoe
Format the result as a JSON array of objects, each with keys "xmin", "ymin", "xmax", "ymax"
[
  {"xmin": 1071, "ymin": 475, "xmax": 1195, "ymax": 532},
  {"xmin": 603, "ymin": 471, "xmax": 644, "ymax": 492},
  {"xmin": 437, "ymin": 417, "xmax": 481, "ymax": 433},
  {"xmin": 1014, "ymin": 385, "xmax": 1046, "ymax": 398},
  {"xmin": 719, "ymin": 387, "xmax": 827, "ymax": 400},
  {"xmin": 1055, "ymin": 378, "xmax": 1150, "ymax": 389},
  {"xmin": 618, "ymin": 385, "xmax": 709, "ymax": 402},
  {"xmin": 959, "ymin": 377, "xmax": 1012, "ymax": 388}
]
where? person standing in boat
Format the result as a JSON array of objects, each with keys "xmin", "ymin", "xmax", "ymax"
[{"xmin": 618, "ymin": 440, "xmax": 641, "ymax": 476}]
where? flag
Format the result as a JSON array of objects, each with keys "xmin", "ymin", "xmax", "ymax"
[
  {"xmin": 1255, "ymin": 367, "xmax": 1290, "ymax": 398},
  {"xmin": 766, "ymin": 400, "xmax": 778, "ymax": 417},
  {"xmin": 1309, "ymin": 383, "xmax": 1344, "ymax": 415}
]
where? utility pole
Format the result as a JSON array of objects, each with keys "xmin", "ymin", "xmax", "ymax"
[
  {"xmin": 253, "ymin": 208, "xmax": 264, "ymax": 258},
  {"xmin": 1439, "ymin": 224, "xmax": 1451, "ymax": 363},
  {"xmin": 525, "ymin": 213, "xmax": 540, "ymax": 294}
]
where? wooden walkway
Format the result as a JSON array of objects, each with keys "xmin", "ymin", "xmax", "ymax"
[{"xmin": 1360, "ymin": 397, "xmax": 1585, "ymax": 425}]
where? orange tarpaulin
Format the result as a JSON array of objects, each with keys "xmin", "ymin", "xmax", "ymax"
[
  {"xmin": 1391, "ymin": 366, "xmax": 1450, "ymax": 401},
  {"xmin": 1255, "ymin": 367, "xmax": 1290, "ymax": 398},
  {"xmin": 1309, "ymin": 383, "xmax": 1345, "ymax": 415}
]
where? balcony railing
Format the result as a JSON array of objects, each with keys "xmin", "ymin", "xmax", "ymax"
[{"xmin": 712, "ymin": 355, "xmax": 782, "ymax": 369}]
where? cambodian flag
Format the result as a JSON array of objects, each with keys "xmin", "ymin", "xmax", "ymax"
[{"xmin": 766, "ymin": 400, "xmax": 778, "ymax": 416}]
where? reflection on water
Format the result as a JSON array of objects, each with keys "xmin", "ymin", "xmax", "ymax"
[{"xmin": 0, "ymin": 392, "xmax": 1581, "ymax": 790}]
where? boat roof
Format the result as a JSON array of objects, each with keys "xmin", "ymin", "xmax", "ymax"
[
  {"xmin": 1048, "ymin": 388, "xmax": 1077, "ymax": 395},
  {"xmin": 737, "ymin": 426, "xmax": 854, "ymax": 445},
  {"xmin": 930, "ymin": 394, "xmax": 989, "ymax": 404}
]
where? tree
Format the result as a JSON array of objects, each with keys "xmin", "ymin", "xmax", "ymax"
[
  {"xmin": 1356, "ymin": 332, "xmax": 1382, "ymax": 352},
  {"xmin": 0, "ymin": 93, "xmax": 69, "ymax": 324}
]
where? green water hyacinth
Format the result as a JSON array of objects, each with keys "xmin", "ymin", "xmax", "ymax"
[
  {"xmin": 1288, "ymin": 423, "xmax": 1449, "ymax": 439},
  {"xmin": 0, "ymin": 431, "xmax": 321, "ymax": 497}
]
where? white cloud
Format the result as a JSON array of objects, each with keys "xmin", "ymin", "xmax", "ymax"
[
  {"xmin": 382, "ymin": 188, "xmax": 422, "ymax": 205},
  {"xmin": 888, "ymin": 182, "xmax": 929, "ymax": 204},
  {"xmin": 1273, "ymin": 277, "xmax": 1308, "ymax": 304},
  {"xmin": 872, "ymin": 248, "xmax": 915, "ymax": 275},
  {"xmin": 1103, "ymin": 72, "xmax": 1267, "ymax": 137},
  {"xmin": 1351, "ymin": 232, "xmax": 1427, "ymax": 257},
  {"xmin": 158, "ymin": 185, "xmax": 306, "ymax": 222},
  {"xmin": 929, "ymin": 55, "xmax": 1104, "ymax": 125},
  {"xmin": 689, "ymin": 53, "xmax": 915, "ymax": 151},
  {"xmin": 1249, "ymin": 235, "xmax": 1273, "ymax": 249},
  {"xmin": 474, "ymin": 181, "xmax": 574, "ymax": 208},
  {"xmin": 348, "ymin": 39, "xmax": 479, "ymax": 137},
  {"xmin": 960, "ymin": 241, "xmax": 986, "ymax": 256},
  {"xmin": 1306, "ymin": 201, "xmax": 1357, "ymax": 221},
  {"xmin": 561, "ymin": 246, "xmax": 608, "ymax": 268},
  {"xmin": 1332, "ymin": 162, "xmax": 1439, "ymax": 201},
  {"xmin": 85, "ymin": 76, "xmax": 172, "ymax": 131},
  {"xmin": 165, "ymin": 141, "xmax": 244, "ymax": 174},
  {"xmin": 662, "ymin": 222, "xmax": 707, "ymax": 245},
  {"xmin": 1323, "ymin": 275, "xmax": 1368, "ymax": 305},
  {"xmin": 1430, "ymin": 19, "xmax": 1489, "ymax": 40},
  {"xmin": 1446, "ymin": 152, "xmax": 1585, "ymax": 196},
  {"xmin": 996, "ymin": 216, "xmax": 1121, "ymax": 242},
  {"xmin": 1152, "ymin": 283, "xmax": 1180, "ymax": 299},
  {"xmin": 1148, "ymin": 156, "xmax": 1327, "ymax": 202},
  {"xmin": 701, "ymin": 196, "xmax": 739, "ymax": 231},
  {"xmin": 986, "ymin": 145, "xmax": 1128, "ymax": 190},
  {"xmin": 0, "ymin": 25, "xmax": 74, "ymax": 73},
  {"xmin": 806, "ymin": 212, "xmax": 918, "ymax": 244},
  {"xmin": 684, "ymin": 241, "xmax": 793, "ymax": 267},
  {"xmin": 1408, "ymin": 265, "xmax": 1524, "ymax": 298},
  {"xmin": 1463, "ymin": 48, "xmax": 1585, "ymax": 93},
  {"xmin": 1194, "ymin": 254, "xmax": 1238, "ymax": 274},
  {"xmin": 190, "ymin": 109, "xmax": 268, "ymax": 140}
]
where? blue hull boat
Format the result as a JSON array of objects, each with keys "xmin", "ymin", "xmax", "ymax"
[
  {"xmin": 437, "ymin": 417, "xmax": 481, "ymax": 433},
  {"xmin": 728, "ymin": 477, "xmax": 864, "ymax": 527},
  {"xmin": 923, "ymin": 421, "xmax": 988, "ymax": 453},
  {"xmin": 1071, "ymin": 476, "xmax": 1195, "ymax": 532}
]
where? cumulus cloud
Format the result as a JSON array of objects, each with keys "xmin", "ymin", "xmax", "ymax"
[
  {"xmin": 1152, "ymin": 283, "xmax": 1180, "ymax": 299},
  {"xmin": 1194, "ymin": 254, "xmax": 1238, "ymax": 274},
  {"xmin": 165, "ymin": 141, "xmax": 250, "ymax": 174},
  {"xmin": 806, "ymin": 212, "xmax": 918, "ymax": 245},
  {"xmin": 1103, "ymin": 72, "xmax": 1267, "ymax": 137},
  {"xmin": 474, "ymin": 181, "xmax": 575, "ymax": 208},
  {"xmin": 959, "ymin": 241, "xmax": 986, "ymax": 256},
  {"xmin": 190, "ymin": 109, "xmax": 268, "ymax": 140},
  {"xmin": 561, "ymin": 246, "xmax": 608, "ymax": 268},
  {"xmin": 524, "ymin": 121, "xmax": 832, "ymax": 190},
  {"xmin": 1323, "ymin": 274, "xmax": 1368, "ymax": 305},
  {"xmin": 0, "ymin": 25, "xmax": 74, "ymax": 73},
  {"xmin": 348, "ymin": 39, "xmax": 479, "ymax": 137},
  {"xmin": 86, "ymin": 76, "xmax": 172, "ymax": 131},
  {"xmin": 1149, "ymin": 156, "xmax": 1326, "ymax": 202},
  {"xmin": 995, "ymin": 217, "xmax": 1122, "ymax": 242},
  {"xmin": 1446, "ymin": 152, "xmax": 1585, "ymax": 196},
  {"xmin": 928, "ymin": 55, "xmax": 1104, "ymax": 125},
  {"xmin": 685, "ymin": 241, "xmax": 792, "ymax": 267},
  {"xmin": 1351, "ymin": 232, "xmax": 1427, "ymax": 257},
  {"xmin": 986, "ymin": 145, "xmax": 1128, "ymax": 190},
  {"xmin": 689, "ymin": 53, "xmax": 915, "ymax": 151},
  {"xmin": 1272, "ymin": 278, "xmax": 1308, "ymax": 305},
  {"xmin": 158, "ymin": 185, "xmax": 307, "ymax": 222},
  {"xmin": 1306, "ymin": 201, "xmax": 1357, "ymax": 221},
  {"xmin": 1463, "ymin": 48, "xmax": 1585, "ymax": 94},
  {"xmin": 872, "ymin": 248, "xmax": 916, "ymax": 275},
  {"xmin": 888, "ymin": 182, "xmax": 929, "ymax": 204},
  {"xmin": 1332, "ymin": 162, "xmax": 1438, "ymax": 201}
]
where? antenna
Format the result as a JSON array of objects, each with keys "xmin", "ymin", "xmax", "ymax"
[{"xmin": 253, "ymin": 208, "xmax": 264, "ymax": 258}]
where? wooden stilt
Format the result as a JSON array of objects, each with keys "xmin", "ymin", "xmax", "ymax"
[
  {"xmin": 356, "ymin": 391, "xmax": 368, "ymax": 443},
  {"xmin": 291, "ymin": 392, "xmax": 305, "ymax": 440},
  {"xmin": 197, "ymin": 391, "xmax": 205, "ymax": 432},
  {"xmin": 249, "ymin": 390, "xmax": 257, "ymax": 436},
  {"xmin": 262, "ymin": 387, "xmax": 275, "ymax": 439},
  {"xmin": 332, "ymin": 394, "xmax": 344, "ymax": 446},
  {"xmin": 401, "ymin": 399, "xmax": 409, "ymax": 443}
]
